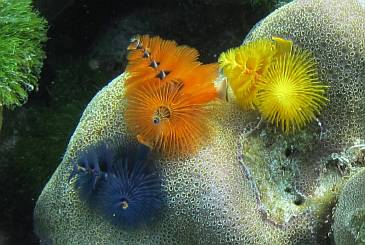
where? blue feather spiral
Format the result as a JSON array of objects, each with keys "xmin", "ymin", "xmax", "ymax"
[
  {"xmin": 94, "ymin": 143, "xmax": 164, "ymax": 228},
  {"xmin": 69, "ymin": 142, "xmax": 164, "ymax": 228},
  {"xmin": 69, "ymin": 143, "xmax": 114, "ymax": 202}
]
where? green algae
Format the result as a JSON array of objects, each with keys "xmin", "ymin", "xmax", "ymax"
[{"xmin": 0, "ymin": 0, "xmax": 47, "ymax": 108}]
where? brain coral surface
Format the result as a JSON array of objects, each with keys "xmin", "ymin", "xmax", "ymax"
[
  {"xmin": 34, "ymin": 0, "xmax": 365, "ymax": 244},
  {"xmin": 34, "ymin": 74, "xmax": 317, "ymax": 244},
  {"xmin": 333, "ymin": 168, "xmax": 365, "ymax": 245}
]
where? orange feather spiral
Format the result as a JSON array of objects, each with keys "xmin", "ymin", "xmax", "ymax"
[{"xmin": 124, "ymin": 35, "xmax": 218, "ymax": 157}]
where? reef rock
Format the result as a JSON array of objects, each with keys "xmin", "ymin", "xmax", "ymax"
[
  {"xmin": 34, "ymin": 72, "xmax": 321, "ymax": 244},
  {"xmin": 34, "ymin": 0, "xmax": 365, "ymax": 244}
]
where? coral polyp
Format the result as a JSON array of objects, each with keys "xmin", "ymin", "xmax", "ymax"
[
  {"xmin": 94, "ymin": 144, "xmax": 164, "ymax": 228},
  {"xmin": 125, "ymin": 78, "xmax": 216, "ymax": 157},
  {"xmin": 218, "ymin": 39, "xmax": 276, "ymax": 109},
  {"xmin": 125, "ymin": 35, "xmax": 201, "ymax": 89},
  {"xmin": 219, "ymin": 36, "xmax": 328, "ymax": 133},
  {"xmin": 256, "ymin": 48, "xmax": 328, "ymax": 133},
  {"xmin": 69, "ymin": 141, "xmax": 164, "ymax": 228},
  {"xmin": 69, "ymin": 143, "xmax": 113, "ymax": 202},
  {"xmin": 124, "ymin": 35, "xmax": 218, "ymax": 157}
]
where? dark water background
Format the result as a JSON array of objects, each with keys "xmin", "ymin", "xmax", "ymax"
[{"xmin": 0, "ymin": 0, "xmax": 271, "ymax": 243}]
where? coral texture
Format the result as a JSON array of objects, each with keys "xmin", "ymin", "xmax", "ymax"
[
  {"xmin": 34, "ymin": 0, "xmax": 365, "ymax": 244},
  {"xmin": 333, "ymin": 168, "xmax": 365, "ymax": 245}
]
